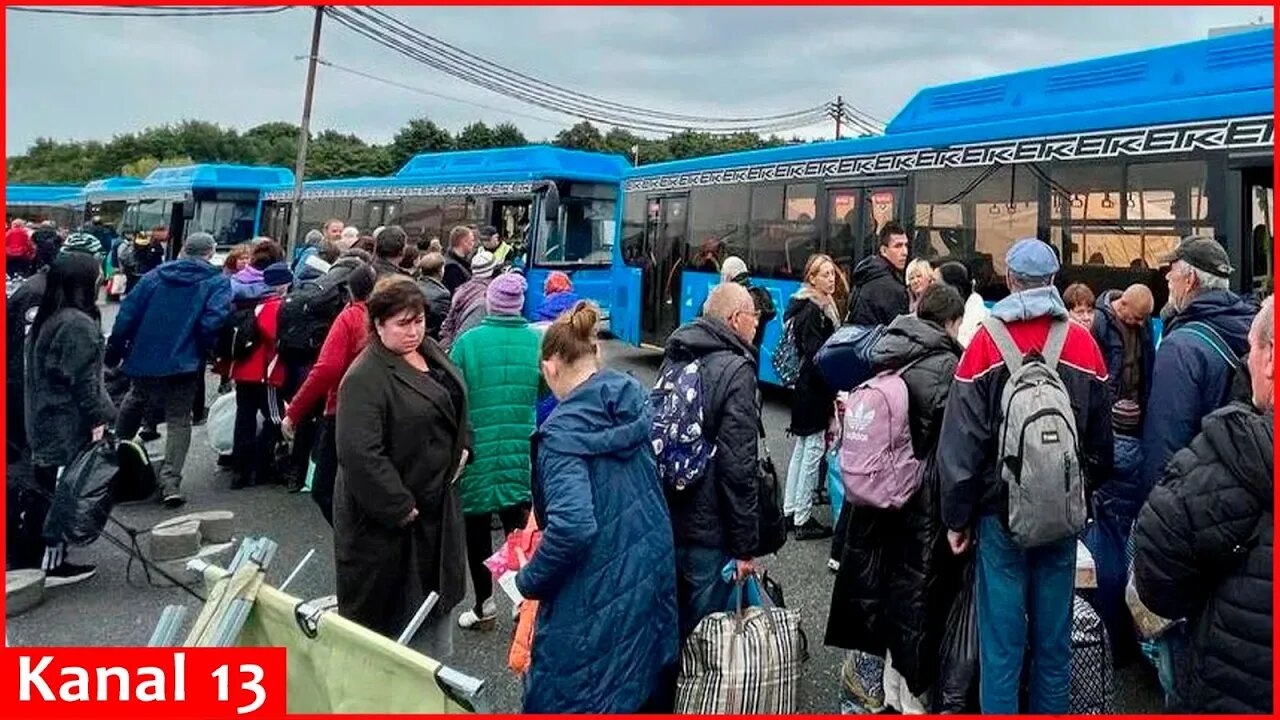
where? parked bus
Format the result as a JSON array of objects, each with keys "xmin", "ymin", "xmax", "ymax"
[
  {"xmin": 613, "ymin": 28, "xmax": 1274, "ymax": 385},
  {"xmin": 84, "ymin": 164, "xmax": 294, "ymax": 259},
  {"xmin": 260, "ymin": 146, "xmax": 629, "ymax": 321},
  {"xmin": 5, "ymin": 184, "xmax": 86, "ymax": 229}
]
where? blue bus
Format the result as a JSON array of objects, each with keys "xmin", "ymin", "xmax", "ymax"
[
  {"xmin": 84, "ymin": 164, "xmax": 294, "ymax": 258},
  {"xmin": 5, "ymin": 184, "xmax": 87, "ymax": 229},
  {"xmin": 613, "ymin": 29, "xmax": 1274, "ymax": 385},
  {"xmin": 259, "ymin": 145, "xmax": 630, "ymax": 321}
]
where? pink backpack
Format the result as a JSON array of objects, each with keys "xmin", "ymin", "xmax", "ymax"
[{"xmin": 837, "ymin": 362, "xmax": 921, "ymax": 509}]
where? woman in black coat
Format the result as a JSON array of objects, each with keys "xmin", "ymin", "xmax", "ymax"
[
  {"xmin": 782, "ymin": 254, "xmax": 841, "ymax": 541},
  {"xmin": 20, "ymin": 251, "xmax": 115, "ymax": 585},
  {"xmin": 334, "ymin": 276, "xmax": 471, "ymax": 652},
  {"xmin": 825, "ymin": 284, "xmax": 967, "ymax": 712}
]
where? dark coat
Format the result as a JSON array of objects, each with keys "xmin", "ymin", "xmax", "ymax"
[
  {"xmin": 660, "ymin": 318, "xmax": 760, "ymax": 559},
  {"xmin": 1133, "ymin": 403, "xmax": 1273, "ymax": 714},
  {"xmin": 372, "ymin": 257, "xmax": 407, "ymax": 279},
  {"xmin": 106, "ymin": 258, "xmax": 232, "ymax": 378},
  {"xmin": 442, "ymin": 249, "xmax": 472, "ymax": 294},
  {"xmin": 825, "ymin": 315, "xmax": 962, "ymax": 694},
  {"xmin": 1091, "ymin": 289, "xmax": 1156, "ymax": 410},
  {"xmin": 1140, "ymin": 289, "xmax": 1254, "ymax": 492},
  {"xmin": 846, "ymin": 254, "xmax": 908, "ymax": 326},
  {"xmin": 418, "ymin": 276, "xmax": 452, "ymax": 340},
  {"xmin": 516, "ymin": 369, "xmax": 678, "ymax": 713},
  {"xmin": 333, "ymin": 337, "xmax": 471, "ymax": 639},
  {"xmin": 784, "ymin": 294, "xmax": 836, "ymax": 436},
  {"xmin": 24, "ymin": 309, "xmax": 115, "ymax": 468}
]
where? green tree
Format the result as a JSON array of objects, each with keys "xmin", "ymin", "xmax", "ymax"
[
  {"xmin": 306, "ymin": 131, "xmax": 392, "ymax": 179},
  {"xmin": 243, "ymin": 122, "xmax": 302, "ymax": 167},
  {"xmin": 489, "ymin": 122, "xmax": 527, "ymax": 148},
  {"xmin": 553, "ymin": 121, "xmax": 606, "ymax": 152},
  {"xmin": 455, "ymin": 121, "xmax": 494, "ymax": 150},
  {"xmin": 389, "ymin": 118, "xmax": 453, "ymax": 171}
]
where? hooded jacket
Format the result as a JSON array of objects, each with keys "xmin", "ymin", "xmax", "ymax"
[
  {"xmin": 1140, "ymin": 289, "xmax": 1255, "ymax": 492},
  {"xmin": 440, "ymin": 275, "xmax": 491, "ymax": 349},
  {"xmin": 1133, "ymin": 403, "xmax": 1273, "ymax": 714},
  {"xmin": 846, "ymin": 254, "xmax": 909, "ymax": 327},
  {"xmin": 784, "ymin": 291, "xmax": 838, "ymax": 436},
  {"xmin": 825, "ymin": 314, "xmax": 963, "ymax": 694},
  {"xmin": 107, "ymin": 258, "xmax": 232, "ymax": 378},
  {"xmin": 1091, "ymin": 289, "xmax": 1156, "ymax": 410},
  {"xmin": 660, "ymin": 317, "xmax": 760, "ymax": 559},
  {"xmin": 516, "ymin": 369, "xmax": 678, "ymax": 713},
  {"xmin": 938, "ymin": 286, "xmax": 1114, "ymax": 530},
  {"xmin": 24, "ymin": 309, "xmax": 116, "ymax": 467},
  {"xmin": 535, "ymin": 290, "xmax": 581, "ymax": 323},
  {"xmin": 230, "ymin": 265, "xmax": 270, "ymax": 303}
]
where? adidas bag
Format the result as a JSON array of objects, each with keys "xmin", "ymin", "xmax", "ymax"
[
  {"xmin": 984, "ymin": 316, "xmax": 1087, "ymax": 548},
  {"xmin": 837, "ymin": 360, "xmax": 921, "ymax": 509},
  {"xmin": 772, "ymin": 318, "xmax": 802, "ymax": 388},
  {"xmin": 650, "ymin": 359, "xmax": 714, "ymax": 491}
]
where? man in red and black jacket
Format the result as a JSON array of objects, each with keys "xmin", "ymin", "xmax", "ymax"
[{"xmin": 937, "ymin": 237, "xmax": 1113, "ymax": 714}]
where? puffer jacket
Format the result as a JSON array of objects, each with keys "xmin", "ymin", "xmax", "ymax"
[
  {"xmin": 938, "ymin": 286, "xmax": 1114, "ymax": 531},
  {"xmin": 784, "ymin": 292, "xmax": 837, "ymax": 436},
  {"xmin": 660, "ymin": 317, "xmax": 760, "ymax": 559},
  {"xmin": 24, "ymin": 309, "xmax": 116, "ymax": 468},
  {"xmin": 1133, "ymin": 403, "xmax": 1273, "ymax": 714},
  {"xmin": 448, "ymin": 314, "xmax": 541, "ymax": 515},
  {"xmin": 230, "ymin": 265, "xmax": 270, "ymax": 303},
  {"xmin": 535, "ymin": 290, "xmax": 580, "ymax": 322},
  {"xmin": 1091, "ymin": 289, "xmax": 1156, "ymax": 409},
  {"xmin": 516, "ymin": 369, "xmax": 678, "ymax": 713},
  {"xmin": 1141, "ymin": 289, "xmax": 1255, "ymax": 492},
  {"xmin": 825, "ymin": 314, "xmax": 963, "ymax": 694},
  {"xmin": 846, "ymin": 254, "xmax": 908, "ymax": 326}
]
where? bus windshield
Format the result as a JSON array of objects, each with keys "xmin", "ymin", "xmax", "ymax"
[{"xmin": 535, "ymin": 182, "xmax": 617, "ymax": 266}]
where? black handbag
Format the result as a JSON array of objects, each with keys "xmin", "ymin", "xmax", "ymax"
[{"xmin": 753, "ymin": 401, "xmax": 786, "ymax": 557}]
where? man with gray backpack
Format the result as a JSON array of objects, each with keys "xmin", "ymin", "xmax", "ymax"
[{"xmin": 938, "ymin": 238, "xmax": 1113, "ymax": 713}]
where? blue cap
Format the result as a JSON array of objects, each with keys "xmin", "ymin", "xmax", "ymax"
[{"xmin": 1006, "ymin": 237, "xmax": 1060, "ymax": 278}]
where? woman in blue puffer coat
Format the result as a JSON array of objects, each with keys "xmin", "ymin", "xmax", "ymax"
[{"xmin": 515, "ymin": 301, "xmax": 678, "ymax": 713}]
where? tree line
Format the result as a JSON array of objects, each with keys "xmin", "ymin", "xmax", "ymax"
[{"xmin": 6, "ymin": 118, "xmax": 811, "ymax": 185}]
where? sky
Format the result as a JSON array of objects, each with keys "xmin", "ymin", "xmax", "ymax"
[{"xmin": 5, "ymin": 5, "xmax": 1274, "ymax": 154}]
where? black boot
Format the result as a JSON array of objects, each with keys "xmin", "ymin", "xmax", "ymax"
[{"xmin": 795, "ymin": 517, "xmax": 833, "ymax": 541}]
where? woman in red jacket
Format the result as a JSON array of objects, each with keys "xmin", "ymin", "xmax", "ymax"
[
  {"xmin": 281, "ymin": 260, "xmax": 377, "ymax": 524},
  {"xmin": 229, "ymin": 261, "xmax": 294, "ymax": 489}
]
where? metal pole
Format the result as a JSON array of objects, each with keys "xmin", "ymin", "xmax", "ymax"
[
  {"xmin": 287, "ymin": 6, "xmax": 324, "ymax": 255},
  {"xmin": 834, "ymin": 95, "xmax": 844, "ymax": 140}
]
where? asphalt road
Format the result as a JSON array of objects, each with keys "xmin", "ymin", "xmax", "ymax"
[{"xmin": 7, "ymin": 304, "xmax": 1164, "ymax": 713}]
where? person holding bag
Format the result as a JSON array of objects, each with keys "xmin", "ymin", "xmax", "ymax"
[{"xmin": 514, "ymin": 301, "xmax": 678, "ymax": 713}]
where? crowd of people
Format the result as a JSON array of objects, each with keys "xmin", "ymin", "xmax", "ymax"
[{"xmin": 4, "ymin": 212, "xmax": 1272, "ymax": 714}]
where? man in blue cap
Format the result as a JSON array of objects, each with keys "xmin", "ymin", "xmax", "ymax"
[{"xmin": 937, "ymin": 237, "xmax": 1114, "ymax": 713}]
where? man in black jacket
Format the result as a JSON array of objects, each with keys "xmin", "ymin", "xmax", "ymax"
[
  {"xmin": 442, "ymin": 225, "xmax": 476, "ymax": 293},
  {"xmin": 1132, "ymin": 294, "xmax": 1273, "ymax": 714},
  {"xmin": 846, "ymin": 221, "xmax": 909, "ymax": 326},
  {"xmin": 661, "ymin": 282, "xmax": 762, "ymax": 640},
  {"xmin": 372, "ymin": 226, "xmax": 409, "ymax": 279}
]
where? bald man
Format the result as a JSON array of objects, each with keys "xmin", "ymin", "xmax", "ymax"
[{"xmin": 1093, "ymin": 282, "xmax": 1157, "ymax": 413}]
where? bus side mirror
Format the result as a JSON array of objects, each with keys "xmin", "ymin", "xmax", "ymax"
[{"xmin": 541, "ymin": 182, "xmax": 560, "ymax": 223}]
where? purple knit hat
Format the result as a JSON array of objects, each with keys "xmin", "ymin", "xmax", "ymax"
[{"xmin": 487, "ymin": 271, "xmax": 527, "ymax": 316}]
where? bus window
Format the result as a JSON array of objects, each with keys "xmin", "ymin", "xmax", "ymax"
[
  {"xmin": 191, "ymin": 198, "xmax": 257, "ymax": 247},
  {"xmin": 401, "ymin": 196, "xmax": 444, "ymax": 242},
  {"xmin": 1252, "ymin": 183, "xmax": 1273, "ymax": 296},
  {"xmin": 687, "ymin": 185, "xmax": 749, "ymax": 274},
  {"xmin": 621, "ymin": 193, "xmax": 647, "ymax": 267},
  {"xmin": 826, "ymin": 189, "xmax": 860, "ymax": 268},
  {"xmin": 301, "ymin": 198, "xmax": 336, "ymax": 234},
  {"xmin": 536, "ymin": 185, "xmax": 617, "ymax": 265}
]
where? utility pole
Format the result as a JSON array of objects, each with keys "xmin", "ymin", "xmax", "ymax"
[
  {"xmin": 287, "ymin": 6, "xmax": 323, "ymax": 255},
  {"xmin": 833, "ymin": 95, "xmax": 845, "ymax": 140}
]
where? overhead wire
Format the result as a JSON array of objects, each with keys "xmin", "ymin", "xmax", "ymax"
[{"xmin": 8, "ymin": 5, "xmax": 292, "ymax": 17}]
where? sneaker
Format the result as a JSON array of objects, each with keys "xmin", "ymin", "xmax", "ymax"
[
  {"xmin": 44, "ymin": 561, "xmax": 97, "ymax": 588},
  {"xmin": 162, "ymin": 491, "xmax": 186, "ymax": 508},
  {"xmin": 458, "ymin": 597, "xmax": 497, "ymax": 630},
  {"xmin": 795, "ymin": 517, "xmax": 833, "ymax": 541},
  {"xmin": 827, "ymin": 558, "xmax": 841, "ymax": 573}
]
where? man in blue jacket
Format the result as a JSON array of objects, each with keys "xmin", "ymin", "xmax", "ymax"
[
  {"xmin": 1091, "ymin": 283, "xmax": 1156, "ymax": 413},
  {"xmin": 1141, "ymin": 236, "xmax": 1256, "ymax": 494},
  {"xmin": 107, "ymin": 232, "xmax": 231, "ymax": 507}
]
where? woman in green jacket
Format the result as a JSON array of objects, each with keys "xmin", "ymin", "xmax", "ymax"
[{"xmin": 449, "ymin": 271, "xmax": 542, "ymax": 630}]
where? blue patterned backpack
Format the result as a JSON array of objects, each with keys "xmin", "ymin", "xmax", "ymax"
[{"xmin": 650, "ymin": 359, "xmax": 715, "ymax": 491}]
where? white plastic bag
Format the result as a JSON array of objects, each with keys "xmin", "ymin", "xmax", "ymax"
[{"xmin": 207, "ymin": 392, "xmax": 237, "ymax": 455}]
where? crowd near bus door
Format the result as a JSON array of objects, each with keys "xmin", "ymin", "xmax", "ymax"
[{"xmin": 642, "ymin": 195, "xmax": 687, "ymax": 346}]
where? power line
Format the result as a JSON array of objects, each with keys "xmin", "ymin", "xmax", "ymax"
[
  {"xmin": 8, "ymin": 5, "xmax": 292, "ymax": 17},
  {"xmin": 325, "ymin": 6, "xmax": 833, "ymax": 136}
]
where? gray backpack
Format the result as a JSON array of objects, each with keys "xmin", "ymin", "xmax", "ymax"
[{"xmin": 984, "ymin": 316, "xmax": 1086, "ymax": 548}]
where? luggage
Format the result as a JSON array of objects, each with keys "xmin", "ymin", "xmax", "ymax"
[
  {"xmin": 815, "ymin": 324, "xmax": 885, "ymax": 392},
  {"xmin": 214, "ymin": 303, "xmax": 265, "ymax": 363},
  {"xmin": 42, "ymin": 437, "xmax": 154, "ymax": 546},
  {"xmin": 753, "ymin": 420, "xmax": 786, "ymax": 558},
  {"xmin": 1070, "ymin": 594, "xmax": 1114, "ymax": 714},
  {"xmin": 276, "ymin": 273, "xmax": 351, "ymax": 359},
  {"xmin": 676, "ymin": 573, "xmax": 804, "ymax": 714},
  {"xmin": 933, "ymin": 558, "xmax": 979, "ymax": 713},
  {"xmin": 983, "ymin": 317, "xmax": 1086, "ymax": 548}
]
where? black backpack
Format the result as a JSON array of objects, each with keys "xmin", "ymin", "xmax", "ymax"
[
  {"xmin": 215, "ymin": 302, "xmax": 264, "ymax": 363},
  {"xmin": 275, "ymin": 269, "xmax": 353, "ymax": 358}
]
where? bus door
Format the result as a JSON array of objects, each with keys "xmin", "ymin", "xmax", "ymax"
[
  {"xmin": 641, "ymin": 195, "xmax": 688, "ymax": 347},
  {"xmin": 1241, "ymin": 166, "xmax": 1273, "ymax": 297},
  {"xmin": 822, "ymin": 182, "xmax": 904, "ymax": 299},
  {"xmin": 367, "ymin": 200, "xmax": 401, "ymax": 230}
]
